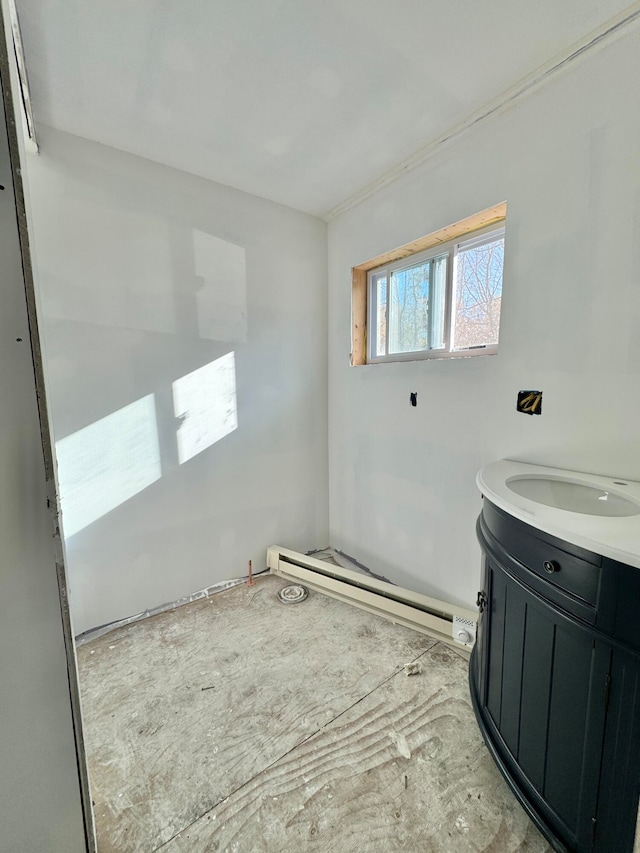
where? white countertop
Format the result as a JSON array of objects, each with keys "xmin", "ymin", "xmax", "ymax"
[{"xmin": 477, "ymin": 460, "xmax": 640, "ymax": 568}]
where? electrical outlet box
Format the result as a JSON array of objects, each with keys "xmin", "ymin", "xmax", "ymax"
[
  {"xmin": 517, "ymin": 390, "xmax": 542, "ymax": 415},
  {"xmin": 453, "ymin": 615, "xmax": 477, "ymax": 647}
]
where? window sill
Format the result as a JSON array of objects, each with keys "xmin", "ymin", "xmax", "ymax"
[{"xmin": 356, "ymin": 347, "xmax": 498, "ymax": 366}]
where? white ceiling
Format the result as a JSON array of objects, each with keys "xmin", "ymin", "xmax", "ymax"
[{"xmin": 14, "ymin": 0, "xmax": 638, "ymax": 216}]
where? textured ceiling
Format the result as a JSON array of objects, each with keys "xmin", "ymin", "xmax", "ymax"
[{"xmin": 14, "ymin": 0, "xmax": 639, "ymax": 216}]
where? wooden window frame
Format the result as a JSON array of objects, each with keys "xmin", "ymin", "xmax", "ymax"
[{"xmin": 350, "ymin": 202, "xmax": 507, "ymax": 366}]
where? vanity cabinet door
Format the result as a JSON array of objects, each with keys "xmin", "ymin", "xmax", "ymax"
[
  {"xmin": 482, "ymin": 559, "xmax": 610, "ymax": 852},
  {"xmin": 593, "ymin": 647, "xmax": 640, "ymax": 851}
]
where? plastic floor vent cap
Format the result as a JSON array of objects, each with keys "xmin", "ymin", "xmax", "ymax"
[{"xmin": 277, "ymin": 584, "xmax": 309, "ymax": 604}]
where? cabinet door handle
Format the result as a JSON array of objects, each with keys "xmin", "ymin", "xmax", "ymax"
[{"xmin": 543, "ymin": 560, "xmax": 559, "ymax": 574}]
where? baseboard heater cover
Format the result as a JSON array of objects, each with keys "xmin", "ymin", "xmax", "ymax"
[{"xmin": 267, "ymin": 546, "xmax": 477, "ymax": 651}]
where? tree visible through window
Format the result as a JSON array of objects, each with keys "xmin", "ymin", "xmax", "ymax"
[
  {"xmin": 368, "ymin": 225, "xmax": 505, "ymax": 362},
  {"xmin": 454, "ymin": 235, "xmax": 504, "ymax": 350}
]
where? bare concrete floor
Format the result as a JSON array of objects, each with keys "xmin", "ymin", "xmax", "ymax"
[{"xmin": 77, "ymin": 575, "xmax": 552, "ymax": 852}]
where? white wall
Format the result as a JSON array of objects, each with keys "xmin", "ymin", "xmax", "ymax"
[
  {"xmin": 0, "ymin": 88, "xmax": 87, "ymax": 852},
  {"xmin": 24, "ymin": 128, "xmax": 328, "ymax": 634},
  {"xmin": 328, "ymin": 28, "xmax": 640, "ymax": 607}
]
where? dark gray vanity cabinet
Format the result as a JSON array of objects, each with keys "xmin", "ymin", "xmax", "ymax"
[
  {"xmin": 479, "ymin": 556, "xmax": 609, "ymax": 849},
  {"xmin": 471, "ymin": 501, "xmax": 640, "ymax": 853}
]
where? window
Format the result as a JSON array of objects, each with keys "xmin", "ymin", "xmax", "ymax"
[
  {"xmin": 350, "ymin": 202, "xmax": 507, "ymax": 366},
  {"xmin": 368, "ymin": 225, "xmax": 505, "ymax": 362}
]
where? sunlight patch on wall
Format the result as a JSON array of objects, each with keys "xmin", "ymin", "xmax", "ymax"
[
  {"xmin": 173, "ymin": 351, "xmax": 238, "ymax": 464},
  {"xmin": 56, "ymin": 395, "xmax": 162, "ymax": 537}
]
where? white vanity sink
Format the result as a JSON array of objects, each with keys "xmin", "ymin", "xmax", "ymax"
[
  {"xmin": 477, "ymin": 460, "xmax": 640, "ymax": 568},
  {"xmin": 506, "ymin": 475, "xmax": 640, "ymax": 517}
]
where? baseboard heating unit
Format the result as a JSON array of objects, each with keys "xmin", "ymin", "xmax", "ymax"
[{"xmin": 267, "ymin": 546, "xmax": 477, "ymax": 651}]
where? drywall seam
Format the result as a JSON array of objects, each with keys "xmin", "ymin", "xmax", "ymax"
[{"xmin": 325, "ymin": 2, "xmax": 640, "ymax": 221}]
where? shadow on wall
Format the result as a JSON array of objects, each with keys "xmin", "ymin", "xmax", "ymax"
[{"xmin": 41, "ymin": 205, "xmax": 248, "ymax": 339}]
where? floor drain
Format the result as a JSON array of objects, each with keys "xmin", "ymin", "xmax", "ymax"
[{"xmin": 277, "ymin": 584, "xmax": 309, "ymax": 604}]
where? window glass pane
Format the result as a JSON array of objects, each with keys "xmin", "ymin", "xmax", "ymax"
[
  {"xmin": 388, "ymin": 256, "xmax": 446, "ymax": 354},
  {"xmin": 431, "ymin": 255, "xmax": 447, "ymax": 350},
  {"xmin": 389, "ymin": 262, "xmax": 430, "ymax": 354},
  {"xmin": 453, "ymin": 236, "xmax": 504, "ymax": 350},
  {"xmin": 373, "ymin": 274, "xmax": 387, "ymax": 357}
]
